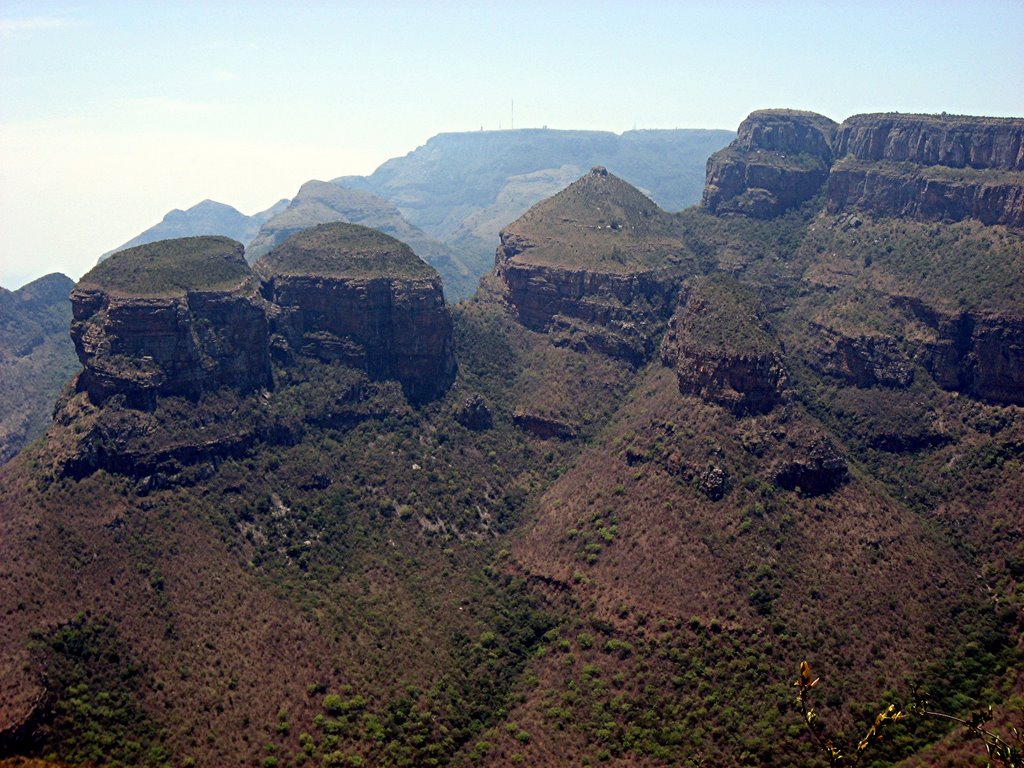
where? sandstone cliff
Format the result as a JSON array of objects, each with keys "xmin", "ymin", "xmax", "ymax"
[
  {"xmin": 71, "ymin": 237, "xmax": 272, "ymax": 409},
  {"xmin": 257, "ymin": 222, "xmax": 456, "ymax": 402},
  {"xmin": 495, "ymin": 167, "xmax": 692, "ymax": 364},
  {"xmin": 827, "ymin": 114, "xmax": 1024, "ymax": 226},
  {"xmin": 660, "ymin": 276, "xmax": 787, "ymax": 414},
  {"xmin": 702, "ymin": 110, "xmax": 838, "ymax": 218}
]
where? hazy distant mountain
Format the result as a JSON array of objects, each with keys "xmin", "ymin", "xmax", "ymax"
[
  {"xmin": 247, "ymin": 180, "xmax": 475, "ymax": 300},
  {"xmin": 101, "ymin": 198, "xmax": 290, "ymax": 260},
  {"xmin": 336, "ymin": 128, "xmax": 734, "ymax": 278},
  {"xmin": 0, "ymin": 273, "xmax": 77, "ymax": 464}
]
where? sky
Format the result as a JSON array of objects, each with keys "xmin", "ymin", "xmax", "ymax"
[{"xmin": 1, "ymin": 0, "xmax": 1022, "ymax": 290}]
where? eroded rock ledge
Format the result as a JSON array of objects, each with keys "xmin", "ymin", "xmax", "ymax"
[
  {"xmin": 257, "ymin": 222, "xmax": 455, "ymax": 403},
  {"xmin": 660, "ymin": 276, "xmax": 788, "ymax": 415},
  {"xmin": 495, "ymin": 167, "xmax": 692, "ymax": 364},
  {"xmin": 705, "ymin": 109, "xmax": 1024, "ymax": 227},
  {"xmin": 71, "ymin": 237, "xmax": 272, "ymax": 409}
]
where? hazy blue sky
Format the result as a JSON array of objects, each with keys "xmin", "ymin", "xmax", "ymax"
[{"xmin": 1, "ymin": 0, "xmax": 1022, "ymax": 288}]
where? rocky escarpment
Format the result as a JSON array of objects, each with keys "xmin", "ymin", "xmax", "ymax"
[
  {"xmin": 702, "ymin": 110, "xmax": 838, "ymax": 218},
  {"xmin": 826, "ymin": 114, "xmax": 1024, "ymax": 226},
  {"xmin": 71, "ymin": 237, "xmax": 272, "ymax": 409},
  {"xmin": 661, "ymin": 276, "xmax": 787, "ymax": 414},
  {"xmin": 892, "ymin": 297, "xmax": 1024, "ymax": 405},
  {"xmin": 495, "ymin": 167, "xmax": 692, "ymax": 364},
  {"xmin": 257, "ymin": 223, "xmax": 455, "ymax": 403}
]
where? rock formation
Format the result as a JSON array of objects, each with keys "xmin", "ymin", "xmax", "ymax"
[
  {"xmin": 661, "ymin": 276, "xmax": 788, "ymax": 415},
  {"xmin": 71, "ymin": 237, "xmax": 272, "ymax": 409},
  {"xmin": 257, "ymin": 222, "xmax": 455, "ymax": 403},
  {"xmin": 773, "ymin": 437, "xmax": 848, "ymax": 496},
  {"xmin": 705, "ymin": 110, "xmax": 1024, "ymax": 228},
  {"xmin": 702, "ymin": 110, "xmax": 838, "ymax": 217},
  {"xmin": 495, "ymin": 167, "xmax": 692, "ymax": 364}
]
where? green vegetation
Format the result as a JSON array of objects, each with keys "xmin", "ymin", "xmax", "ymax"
[
  {"xmin": 259, "ymin": 222, "xmax": 436, "ymax": 280},
  {"xmin": 28, "ymin": 614, "xmax": 168, "ymax": 767},
  {"xmin": 77, "ymin": 236, "xmax": 251, "ymax": 296}
]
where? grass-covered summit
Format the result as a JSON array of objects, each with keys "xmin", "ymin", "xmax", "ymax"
[
  {"xmin": 258, "ymin": 222, "xmax": 437, "ymax": 280},
  {"xmin": 77, "ymin": 236, "xmax": 252, "ymax": 297},
  {"xmin": 500, "ymin": 167, "xmax": 687, "ymax": 272}
]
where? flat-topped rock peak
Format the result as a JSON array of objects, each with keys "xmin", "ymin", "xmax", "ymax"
[
  {"xmin": 259, "ymin": 223, "xmax": 455, "ymax": 402},
  {"xmin": 79, "ymin": 236, "xmax": 257, "ymax": 297},
  {"xmin": 256, "ymin": 221, "xmax": 436, "ymax": 279},
  {"xmin": 703, "ymin": 109, "xmax": 838, "ymax": 218},
  {"xmin": 71, "ymin": 237, "xmax": 271, "ymax": 408}
]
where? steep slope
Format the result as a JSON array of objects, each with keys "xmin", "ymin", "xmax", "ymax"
[
  {"xmin": 246, "ymin": 180, "xmax": 474, "ymax": 301},
  {"xmin": 827, "ymin": 113, "xmax": 1024, "ymax": 226},
  {"xmin": 101, "ymin": 198, "xmax": 289, "ymax": 261},
  {"xmin": 495, "ymin": 167, "xmax": 698, "ymax": 365},
  {"xmin": 257, "ymin": 222, "xmax": 456, "ymax": 403},
  {"xmin": 702, "ymin": 109, "xmax": 838, "ymax": 217},
  {"xmin": 0, "ymin": 274, "xmax": 78, "ymax": 465},
  {"xmin": 0, "ymin": 108, "xmax": 1021, "ymax": 768}
]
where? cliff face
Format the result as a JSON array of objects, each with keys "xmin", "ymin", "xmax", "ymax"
[
  {"xmin": 660, "ymin": 277, "xmax": 788, "ymax": 415},
  {"xmin": 702, "ymin": 110, "xmax": 838, "ymax": 218},
  {"xmin": 71, "ymin": 238, "xmax": 272, "ymax": 409},
  {"xmin": 891, "ymin": 297, "xmax": 1024, "ymax": 405},
  {"xmin": 495, "ymin": 168, "xmax": 692, "ymax": 364},
  {"xmin": 704, "ymin": 110, "xmax": 1024, "ymax": 228},
  {"xmin": 826, "ymin": 114, "xmax": 1024, "ymax": 226},
  {"xmin": 830, "ymin": 114, "xmax": 1024, "ymax": 170},
  {"xmin": 258, "ymin": 222, "xmax": 455, "ymax": 403}
]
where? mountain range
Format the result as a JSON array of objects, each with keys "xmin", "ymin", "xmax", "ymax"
[{"xmin": 0, "ymin": 110, "xmax": 1022, "ymax": 767}]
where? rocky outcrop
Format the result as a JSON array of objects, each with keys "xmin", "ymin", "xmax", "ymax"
[
  {"xmin": 826, "ymin": 160, "xmax": 1024, "ymax": 226},
  {"xmin": 512, "ymin": 410, "xmax": 577, "ymax": 440},
  {"xmin": 702, "ymin": 110, "xmax": 838, "ymax": 217},
  {"xmin": 893, "ymin": 297, "xmax": 1024, "ymax": 405},
  {"xmin": 454, "ymin": 394, "xmax": 493, "ymax": 431},
  {"xmin": 661, "ymin": 277, "xmax": 788, "ymax": 415},
  {"xmin": 71, "ymin": 237, "xmax": 272, "ymax": 409},
  {"xmin": 495, "ymin": 168, "xmax": 691, "ymax": 364},
  {"xmin": 831, "ymin": 114, "xmax": 1024, "ymax": 170},
  {"xmin": 257, "ymin": 222, "xmax": 455, "ymax": 403},
  {"xmin": 774, "ymin": 437, "xmax": 848, "ymax": 496},
  {"xmin": 811, "ymin": 327, "xmax": 915, "ymax": 389},
  {"xmin": 826, "ymin": 114, "xmax": 1024, "ymax": 226}
]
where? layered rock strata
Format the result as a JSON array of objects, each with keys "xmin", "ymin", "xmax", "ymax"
[
  {"xmin": 892, "ymin": 297, "xmax": 1024, "ymax": 405},
  {"xmin": 825, "ymin": 114, "xmax": 1024, "ymax": 226},
  {"xmin": 702, "ymin": 110, "xmax": 838, "ymax": 217},
  {"xmin": 71, "ymin": 237, "xmax": 272, "ymax": 408},
  {"xmin": 495, "ymin": 167, "xmax": 691, "ymax": 364},
  {"xmin": 661, "ymin": 277, "xmax": 788, "ymax": 415},
  {"xmin": 257, "ymin": 222, "xmax": 455, "ymax": 403}
]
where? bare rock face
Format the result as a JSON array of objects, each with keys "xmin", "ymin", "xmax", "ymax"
[
  {"xmin": 812, "ymin": 327, "xmax": 915, "ymax": 389},
  {"xmin": 70, "ymin": 237, "xmax": 272, "ymax": 409},
  {"xmin": 661, "ymin": 276, "xmax": 788, "ymax": 415},
  {"xmin": 702, "ymin": 110, "xmax": 838, "ymax": 218},
  {"xmin": 831, "ymin": 114, "xmax": 1024, "ymax": 170},
  {"xmin": 257, "ymin": 222, "xmax": 455, "ymax": 403},
  {"xmin": 893, "ymin": 297, "xmax": 1024, "ymax": 405},
  {"xmin": 495, "ymin": 167, "xmax": 691, "ymax": 365},
  {"xmin": 827, "ymin": 114, "xmax": 1024, "ymax": 226},
  {"xmin": 774, "ymin": 437, "xmax": 848, "ymax": 496}
]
